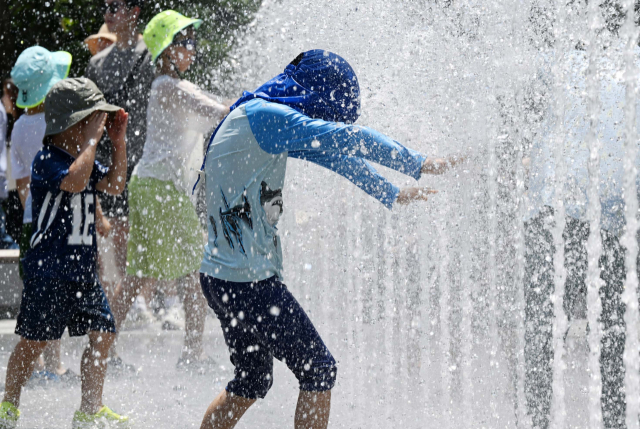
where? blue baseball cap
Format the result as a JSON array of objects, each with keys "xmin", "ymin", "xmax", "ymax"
[{"xmin": 10, "ymin": 46, "xmax": 72, "ymax": 109}]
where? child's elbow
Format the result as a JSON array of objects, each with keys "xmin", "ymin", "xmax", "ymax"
[
  {"xmin": 104, "ymin": 184, "xmax": 125, "ymax": 196},
  {"xmin": 99, "ymin": 180, "xmax": 125, "ymax": 196}
]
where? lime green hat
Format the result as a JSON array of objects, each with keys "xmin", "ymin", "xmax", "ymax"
[{"xmin": 143, "ymin": 10, "xmax": 203, "ymax": 62}]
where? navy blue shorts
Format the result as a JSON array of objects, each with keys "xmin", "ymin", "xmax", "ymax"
[
  {"xmin": 200, "ymin": 274, "xmax": 337, "ymax": 399},
  {"xmin": 15, "ymin": 275, "xmax": 116, "ymax": 341}
]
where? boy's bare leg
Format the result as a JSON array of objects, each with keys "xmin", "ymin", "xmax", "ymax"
[
  {"xmin": 200, "ymin": 390, "xmax": 256, "ymax": 429},
  {"xmin": 97, "ymin": 237, "xmax": 117, "ymax": 302},
  {"xmin": 294, "ymin": 390, "xmax": 331, "ymax": 429},
  {"xmin": 111, "ymin": 276, "xmax": 155, "ymax": 332},
  {"xmin": 110, "ymin": 218, "xmax": 129, "ymax": 281},
  {"xmin": 180, "ymin": 272, "xmax": 206, "ymax": 360},
  {"xmin": 43, "ymin": 340, "xmax": 64, "ymax": 374},
  {"xmin": 105, "ymin": 218, "xmax": 132, "ymax": 327},
  {"xmin": 3, "ymin": 338, "xmax": 48, "ymax": 407},
  {"xmin": 80, "ymin": 331, "xmax": 115, "ymax": 414}
]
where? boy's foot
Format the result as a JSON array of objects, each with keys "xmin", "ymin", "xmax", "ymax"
[
  {"xmin": 59, "ymin": 368, "xmax": 81, "ymax": 385},
  {"xmin": 176, "ymin": 355, "xmax": 216, "ymax": 374},
  {"xmin": 26, "ymin": 369, "xmax": 61, "ymax": 387},
  {"xmin": 72, "ymin": 405, "xmax": 129, "ymax": 429},
  {"xmin": 160, "ymin": 305, "xmax": 185, "ymax": 331},
  {"xmin": 121, "ymin": 305, "xmax": 155, "ymax": 331},
  {"xmin": 107, "ymin": 356, "xmax": 138, "ymax": 376},
  {"xmin": 0, "ymin": 401, "xmax": 20, "ymax": 429}
]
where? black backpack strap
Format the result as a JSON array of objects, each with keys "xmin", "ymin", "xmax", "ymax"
[{"xmin": 104, "ymin": 48, "xmax": 150, "ymax": 105}]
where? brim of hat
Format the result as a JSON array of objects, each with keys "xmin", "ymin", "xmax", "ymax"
[
  {"xmin": 44, "ymin": 102, "xmax": 121, "ymax": 136},
  {"xmin": 151, "ymin": 18, "xmax": 203, "ymax": 62},
  {"xmin": 84, "ymin": 33, "xmax": 117, "ymax": 43},
  {"xmin": 84, "ymin": 37, "xmax": 116, "ymax": 55},
  {"xmin": 16, "ymin": 51, "xmax": 73, "ymax": 109}
]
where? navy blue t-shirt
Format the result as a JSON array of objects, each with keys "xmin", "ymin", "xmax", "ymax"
[{"xmin": 22, "ymin": 145, "xmax": 108, "ymax": 282}]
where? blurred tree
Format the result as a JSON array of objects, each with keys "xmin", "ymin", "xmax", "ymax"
[{"xmin": 1, "ymin": 0, "xmax": 262, "ymax": 94}]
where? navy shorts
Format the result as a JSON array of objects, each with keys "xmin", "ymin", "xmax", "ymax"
[
  {"xmin": 15, "ymin": 275, "xmax": 116, "ymax": 341},
  {"xmin": 200, "ymin": 274, "xmax": 337, "ymax": 399}
]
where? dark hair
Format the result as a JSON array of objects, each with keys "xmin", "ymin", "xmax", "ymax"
[
  {"xmin": 43, "ymin": 135, "xmax": 54, "ymax": 146},
  {"xmin": 124, "ymin": 0, "xmax": 144, "ymax": 10},
  {"xmin": 1, "ymin": 78, "xmax": 18, "ymax": 101}
]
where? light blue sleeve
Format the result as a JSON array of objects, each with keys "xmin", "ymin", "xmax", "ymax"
[{"xmin": 245, "ymin": 99, "xmax": 426, "ymax": 209}]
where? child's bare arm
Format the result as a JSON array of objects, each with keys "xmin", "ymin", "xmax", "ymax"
[
  {"xmin": 96, "ymin": 109, "xmax": 128, "ymax": 196},
  {"xmin": 95, "ymin": 199, "xmax": 111, "ymax": 237},
  {"xmin": 395, "ymin": 187, "xmax": 438, "ymax": 205},
  {"xmin": 420, "ymin": 155, "xmax": 466, "ymax": 175},
  {"xmin": 60, "ymin": 112, "xmax": 107, "ymax": 193}
]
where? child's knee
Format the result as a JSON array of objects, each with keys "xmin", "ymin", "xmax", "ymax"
[
  {"xmin": 89, "ymin": 331, "xmax": 116, "ymax": 351},
  {"xmin": 17, "ymin": 337, "xmax": 48, "ymax": 355},
  {"xmin": 297, "ymin": 354, "xmax": 337, "ymax": 393},
  {"xmin": 227, "ymin": 370, "xmax": 274, "ymax": 400}
]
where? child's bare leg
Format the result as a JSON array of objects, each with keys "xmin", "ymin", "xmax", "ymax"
[
  {"xmin": 294, "ymin": 390, "xmax": 331, "ymax": 429},
  {"xmin": 43, "ymin": 340, "xmax": 64, "ymax": 374},
  {"xmin": 180, "ymin": 272, "xmax": 206, "ymax": 360},
  {"xmin": 111, "ymin": 276, "xmax": 155, "ymax": 331},
  {"xmin": 110, "ymin": 218, "xmax": 129, "ymax": 281},
  {"xmin": 3, "ymin": 338, "xmax": 48, "ymax": 407},
  {"xmin": 200, "ymin": 390, "xmax": 255, "ymax": 429},
  {"xmin": 108, "ymin": 276, "xmax": 154, "ymax": 358},
  {"xmin": 105, "ymin": 217, "xmax": 134, "ymax": 331},
  {"xmin": 80, "ymin": 331, "xmax": 115, "ymax": 414}
]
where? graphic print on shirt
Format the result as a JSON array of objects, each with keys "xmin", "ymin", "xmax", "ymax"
[
  {"xmin": 30, "ymin": 191, "xmax": 63, "ymax": 248},
  {"xmin": 260, "ymin": 181, "xmax": 283, "ymax": 227},
  {"xmin": 219, "ymin": 187, "xmax": 253, "ymax": 256},
  {"xmin": 67, "ymin": 193, "xmax": 95, "ymax": 245},
  {"xmin": 209, "ymin": 216, "xmax": 218, "ymax": 248},
  {"xmin": 30, "ymin": 192, "xmax": 96, "ymax": 248}
]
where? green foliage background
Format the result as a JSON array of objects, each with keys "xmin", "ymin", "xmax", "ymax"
[{"xmin": 1, "ymin": 0, "xmax": 262, "ymax": 95}]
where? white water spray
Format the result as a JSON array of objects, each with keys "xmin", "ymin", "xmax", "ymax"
[
  {"xmin": 549, "ymin": 4, "xmax": 569, "ymax": 428},
  {"xmin": 585, "ymin": 2, "xmax": 604, "ymax": 428},
  {"xmin": 621, "ymin": 0, "xmax": 640, "ymax": 427}
]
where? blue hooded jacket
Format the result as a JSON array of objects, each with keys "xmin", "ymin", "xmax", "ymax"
[
  {"xmin": 200, "ymin": 50, "xmax": 426, "ymax": 282},
  {"xmin": 194, "ymin": 50, "xmax": 363, "ymax": 192}
]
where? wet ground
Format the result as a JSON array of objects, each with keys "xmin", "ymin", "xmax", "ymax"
[
  {"xmin": 0, "ymin": 315, "xmax": 591, "ymax": 429},
  {"xmin": 0, "ymin": 316, "xmax": 307, "ymax": 429}
]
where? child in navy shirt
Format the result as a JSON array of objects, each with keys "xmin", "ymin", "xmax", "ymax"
[{"xmin": 0, "ymin": 78, "xmax": 130, "ymax": 429}]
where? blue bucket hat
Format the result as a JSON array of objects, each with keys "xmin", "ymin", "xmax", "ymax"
[{"xmin": 11, "ymin": 46, "xmax": 72, "ymax": 109}]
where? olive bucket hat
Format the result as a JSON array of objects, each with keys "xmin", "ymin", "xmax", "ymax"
[
  {"xmin": 143, "ymin": 10, "xmax": 202, "ymax": 62},
  {"xmin": 11, "ymin": 46, "xmax": 72, "ymax": 109},
  {"xmin": 44, "ymin": 78, "xmax": 120, "ymax": 136}
]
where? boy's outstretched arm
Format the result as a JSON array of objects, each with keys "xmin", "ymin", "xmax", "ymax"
[
  {"xmin": 60, "ymin": 112, "xmax": 108, "ymax": 193},
  {"xmin": 96, "ymin": 109, "xmax": 128, "ymax": 196},
  {"xmin": 248, "ymin": 101, "xmax": 465, "ymax": 181}
]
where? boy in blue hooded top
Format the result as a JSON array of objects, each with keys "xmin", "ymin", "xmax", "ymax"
[{"xmin": 198, "ymin": 50, "xmax": 462, "ymax": 429}]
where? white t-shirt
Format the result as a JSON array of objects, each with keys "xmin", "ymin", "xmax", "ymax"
[
  {"xmin": 10, "ymin": 113, "xmax": 46, "ymax": 181},
  {"xmin": 11, "ymin": 113, "xmax": 45, "ymax": 223},
  {"xmin": 134, "ymin": 76, "xmax": 226, "ymax": 195}
]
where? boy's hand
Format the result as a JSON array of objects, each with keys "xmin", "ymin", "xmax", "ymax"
[
  {"xmin": 85, "ymin": 112, "xmax": 108, "ymax": 144},
  {"xmin": 96, "ymin": 214, "xmax": 111, "ymax": 237},
  {"xmin": 396, "ymin": 187, "xmax": 438, "ymax": 205},
  {"xmin": 106, "ymin": 109, "xmax": 128, "ymax": 148},
  {"xmin": 421, "ymin": 155, "xmax": 466, "ymax": 175}
]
